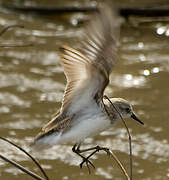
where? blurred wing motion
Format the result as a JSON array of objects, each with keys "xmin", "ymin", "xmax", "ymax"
[{"xmin": 42, "ymin": 5, "xmax": 120, "ymax": 133}]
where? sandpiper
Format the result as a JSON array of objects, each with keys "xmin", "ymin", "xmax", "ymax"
[{"xmin": 31, "ymin": 4, "xmax": 144, "ymax": 172}]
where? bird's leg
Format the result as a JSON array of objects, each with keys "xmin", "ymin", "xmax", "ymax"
[
  {"xmin": 72, "ymin": 144, "xmax": 95, "ymax": 173},
  {"xmin": 73, "ymin": 144, "xmax": 112, "ymax": 172},
  {"xmin": 79, "ymin": 146, "xmax": 112, "ymax": 169},
  {"xmin": 76, "ymin": 145, "xmax": 102, "ymax": 153}
]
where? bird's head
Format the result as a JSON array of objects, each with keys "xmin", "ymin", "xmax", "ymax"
[{"xmin": 103, "ymin": 97, "xmax": 144, "ymax": 125}]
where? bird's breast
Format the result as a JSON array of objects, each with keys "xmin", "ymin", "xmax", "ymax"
[{"xmin": 61, "ymin": 108, "xmax": 111, "ymax": 143}]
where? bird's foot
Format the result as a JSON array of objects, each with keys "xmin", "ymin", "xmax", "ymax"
[
  {"xmin": 98, "ymin": 146, "xmax": 112, "ymax": 156},
  {"xmin": 79, "ymin": 157, "xmax": 95, "ymax": 174},
  {"xmin": 72, "ymin": 144, "xmax": 112, "ymax": 174},
  {"xmin": 79, "ymin": 146, "xmax": 111, "ymax": 172}
]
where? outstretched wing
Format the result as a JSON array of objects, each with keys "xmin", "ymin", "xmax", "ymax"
[
  {"xmin": 60, "ymin": 5, "xmax": 119, "ymax": 114},
  {"xmin": 42, "ymin": 5, "xmax": 119, "ymax": 132}
]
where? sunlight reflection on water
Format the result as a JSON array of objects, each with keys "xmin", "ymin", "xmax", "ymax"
[{"xmin": 111, "ymin": 74, "xmax": 146, "ymax": 88}]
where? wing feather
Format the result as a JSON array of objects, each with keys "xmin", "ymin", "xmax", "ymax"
[
  {"xmin": 59, "ymin": 5, "xmax": 119, "ymax": 114},
  {"xmin": 41, "ymin": 4, "xmax": 120, "ymax": 132}
]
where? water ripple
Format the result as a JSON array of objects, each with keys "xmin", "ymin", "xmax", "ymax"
[
  {"xmin": 0, "ymin": 73, "xmax": 65, "ymax": 92},
  {"xmin": 0, "ymin": 92, "xmax": 30, "ymax": 107},
  {"xmin": 2, "ymin": 119, "xmax": 41, "ymax": 130}
]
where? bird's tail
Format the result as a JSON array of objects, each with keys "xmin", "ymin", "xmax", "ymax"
[{"xmin": 30, "ymin": 131, "xmax": 62, "ymax": 151}]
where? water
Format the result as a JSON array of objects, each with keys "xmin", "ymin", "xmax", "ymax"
[{"xmin": 0, "ymin": 1, "xmax": 169, "ymax": 180}]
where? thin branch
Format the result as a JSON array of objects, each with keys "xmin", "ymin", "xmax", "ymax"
[
  {"xmin": 0, "ymin": 137, "xmax": 49, "ymax": 180},
  {"xmin": 108, "ymin": 150, "xmax": 130, "ymax": 180},
  {"xmin": 0, "ymin": 24, "xmax": 24, "ymax": 36},
  {"xmin": 0, "ymin": 153, "xmax": 46, "ymax": 180},
  {"xmin": 0, "ymin": 24, "xmax": 33, "ymax": 47},
  {"xmin": 104, "ymin": 95, "xmax": 132, "ymax": 180}
]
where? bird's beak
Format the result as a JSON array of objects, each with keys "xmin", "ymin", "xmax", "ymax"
[{"xmin": 131, "ymin": 113, "xmax": 144, "ymax": 125}]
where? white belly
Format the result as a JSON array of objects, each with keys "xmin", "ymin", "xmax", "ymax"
[
  {"xmin": 37, "ymin": 105, "xmax": 112, "ymax": 147},
  {"xmin": 59, "ymin": 110, "xmax": 111, "ymax": 143}
]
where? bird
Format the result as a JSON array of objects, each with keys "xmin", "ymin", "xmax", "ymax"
[{"xmin": 31, "ymin": 4, "xmax": 144, "ymax": 172}]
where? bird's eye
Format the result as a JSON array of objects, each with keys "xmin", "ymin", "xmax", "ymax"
[{"xmin": 125, "ymin": 107, "xmax": 130, "ymax": 113}]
